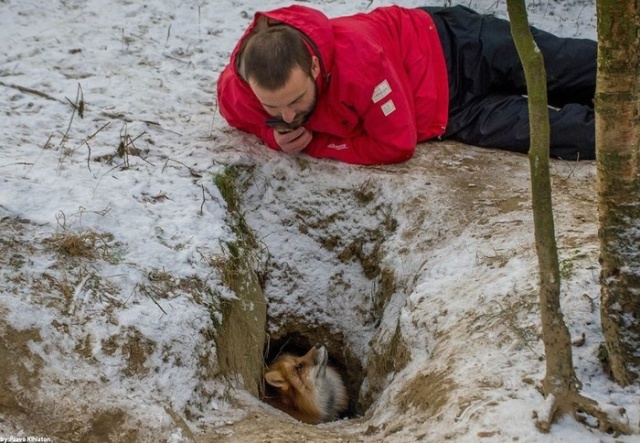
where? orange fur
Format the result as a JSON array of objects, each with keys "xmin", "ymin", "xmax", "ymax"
[{"xmin": 264, "ymin": 344, "xmax": 348, "ymax": 424}]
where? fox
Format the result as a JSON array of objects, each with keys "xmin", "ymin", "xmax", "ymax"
[{"xmin": 263, "ymin": 344, "xmax": 349, "ymax": 424}]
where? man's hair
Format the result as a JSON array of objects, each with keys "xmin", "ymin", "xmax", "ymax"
[{"xmin": 243, "ymin": 26, "xmax": 313, "ymax": 91}]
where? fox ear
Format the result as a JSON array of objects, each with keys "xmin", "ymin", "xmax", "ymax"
[{"xmin": 265, "ymin": 370, "xmax": 289, "ymax": 389}]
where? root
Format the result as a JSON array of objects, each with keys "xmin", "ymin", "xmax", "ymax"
[{"xmin": 534, "ymin": 391, "xmax": 636, "ymax": 435}]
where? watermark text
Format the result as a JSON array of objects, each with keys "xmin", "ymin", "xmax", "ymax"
[{"xmin": 0, "ymin": 437, "xmax": 52, "ymax": 443}]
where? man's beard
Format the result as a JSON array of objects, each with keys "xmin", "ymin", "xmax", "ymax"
[{"xmin": 289, "ymin": 82, "xmax": 317, "ymax": 129}]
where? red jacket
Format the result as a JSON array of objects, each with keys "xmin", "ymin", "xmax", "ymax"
[{"xmin": 216, "ymin": 5, "xmax": 448, "ymax": 165}]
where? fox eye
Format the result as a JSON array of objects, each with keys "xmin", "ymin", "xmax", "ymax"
[{"xmin": 295, "ymin": 363, "xmax": 303, "ymax": 372}]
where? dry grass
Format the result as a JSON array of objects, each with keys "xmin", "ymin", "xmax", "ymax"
[
  {"xmin": 43, "ymin": 230, "xmax": 116, "ymax": 261},
  {"xmin": 472, "ymin": 294, "xmax": 541, "ymax": 357}
]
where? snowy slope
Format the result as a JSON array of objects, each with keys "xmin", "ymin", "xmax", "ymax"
[{"xmin": 1, "ymin": 0, "xmax": 638, "ymax": 442}]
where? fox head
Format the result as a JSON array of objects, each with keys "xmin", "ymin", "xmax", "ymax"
[
  {"xmin": 264, "ymin": 344, "xmax": 348, "ymax": 424},
  {"xmin": 265, "ymin": 343, "xmax": 328, "ymax": 395}
]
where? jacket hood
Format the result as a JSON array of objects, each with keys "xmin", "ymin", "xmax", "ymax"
[{"xmin": 229, "ymin": 5, "xmax": 334, "ymax": 89}]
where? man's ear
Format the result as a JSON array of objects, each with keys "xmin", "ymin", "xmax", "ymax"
[
  {"xmin": 265, "ymin": 370, "xmax": 289, "ymax": 390},
  {"xmin": 311, "ymin": 56, "xmax": 321, "ymax": 80}
]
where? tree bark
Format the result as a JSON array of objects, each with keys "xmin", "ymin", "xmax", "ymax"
[
  {"xmin": 596, "ymin": 0, "xmax": 640, "ymax": 386},
  {"xmin": 505, "ymin": 1, "xmax": 637, "ymax": 433},
  {"xmin": 506, "ymin": 0, "xmax": 580, "ymax": 415}
]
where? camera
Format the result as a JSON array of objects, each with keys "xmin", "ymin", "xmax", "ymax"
[{"xmin": 265, "ymin": 118, "xmax": 296, "ymax": 134}]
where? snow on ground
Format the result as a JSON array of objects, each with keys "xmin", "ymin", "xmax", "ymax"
[{"xmin": 1, "ymin": 0, "xmax": 638, "ymax": 442}]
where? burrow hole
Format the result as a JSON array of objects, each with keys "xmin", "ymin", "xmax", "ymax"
[{"xmin": 263, "ymin": 330, "xmax": 365, "ymax": 420}]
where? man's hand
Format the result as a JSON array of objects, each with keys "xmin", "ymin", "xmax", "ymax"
[{"xmin": 274, "ymin": 127, "xmax": 312, "ymax": 154}]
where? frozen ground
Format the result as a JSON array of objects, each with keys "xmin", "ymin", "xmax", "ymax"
[{"xmin": 1, "ymin": 0, "xmax": 638, "ymax": 442}]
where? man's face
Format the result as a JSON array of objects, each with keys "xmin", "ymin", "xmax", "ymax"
[{"xmin": 249, "ymin": 58, "xmax": 320, "ymax": 130}]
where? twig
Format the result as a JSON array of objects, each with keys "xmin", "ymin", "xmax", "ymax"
[
  {"xmin": 162, "ymin": 158, "xmax": 202, "ymax": 178},
  {"xmin": 198, "ymin": 5, "xmax": 202, "ymax": 41},
  {"xmin": 92, "ymin": 162, "xmax": 123, "ymax": 197},
  {"xmin": 146, "ymin": 288, "xmax": 168, "ymax": 316},
  {"xmin": 20, "ymin": 134, "xmax": 54, "ymax": 178},
  {"xmin": 100, "ymin": 111, "xmax": 182, "ymax": 135},
  {"xmin": 0, "ymin": 80, "xmax": 180, "ymax": 138},
  {"xmin": 101, "ymin": 111, "xmax": 134, "ymax": 122},
  {"xmin": 55, "ymin": 210, "xmax": 68, "ymax": 231},
  {"xmin": 0, "ymin": 162, "xmax": 34, "ymax": 168},
  {"xmin": 200, "ymin": 184, "xmax": 206, "ymax": 216},
  {"xmin": 74, "ymin": 121, "xmax": 110, "ymax": 174},
  {"xmin": 149, "ymin": 294, "xmax": 168, "ymax": 315},
  {"xmin": 165, "ymin": 24, "xmax": 172, "ymax": 48},
  {"xmin": 58, "ymin": 84, "xmax": 81, "ymax": 151},
  {"xmin": 64, "ymin": 83, "xmax": 84, "ymax": 119},
  {"xmin": 0, "ymin": 80, "xmax": 64, "ymax": 103},
  {"xmin": 163, "ymin": 54, "xmax": 192, "ymax": 65}
]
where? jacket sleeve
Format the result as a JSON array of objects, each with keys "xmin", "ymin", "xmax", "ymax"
[{"xmin": 304, "ymin": 55, "xmax": 418, "ymax": 165}]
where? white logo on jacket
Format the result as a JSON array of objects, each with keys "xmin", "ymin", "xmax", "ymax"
[
  {"xmin": 372, "ymin": 79, "xmax": 392, "ymax": 103},
  {"xmin": 381, "ymin": 99, "xmax": 396, "ymax": 116}
]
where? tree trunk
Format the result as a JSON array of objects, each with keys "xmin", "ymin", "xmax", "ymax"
[
  {"xmin": 506, "ymin": 0, "xmax": 580, "ymax": 428},
  {"xmin": 596, "ymin": 0, "xmax": 640, "ymax": 386},
  {"xmin": 504, "ymin": 1, "xmax": 637, "ymax": 433}
]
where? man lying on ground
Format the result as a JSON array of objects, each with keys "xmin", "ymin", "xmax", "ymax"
[{"xmin": 217, "ymin": 5, "xmax": 595, "ymax": 165}]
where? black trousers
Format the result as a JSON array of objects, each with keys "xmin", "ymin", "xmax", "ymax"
[{"xmin": 423, "ymin": 6, "xmax": 596, "ymax": 160}]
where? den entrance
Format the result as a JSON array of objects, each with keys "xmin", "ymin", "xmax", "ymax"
[{"xmin": 212, "ymin": 163, "xmax": 410, "ymax": 423}]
